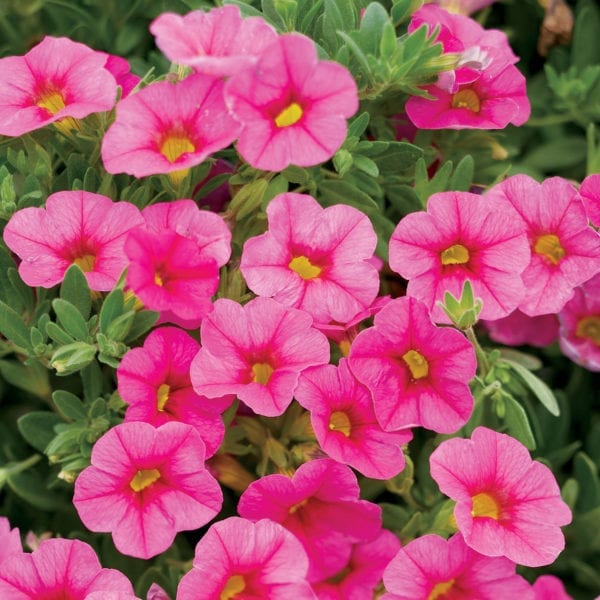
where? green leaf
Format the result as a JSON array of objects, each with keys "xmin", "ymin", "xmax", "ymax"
[
  {"xmin": 572, "ymin": 0, "xmax": 600, "ymax": 71},
  {"xmin": 60, "ymin": 264, "xmax": 91, "ymax": 319},
  {"xmin": 52, "ymin": 299, "xmax": 89, "ymax": 341},
  {"xmin": 124, "ymin": 310, "xmax": 159, "ymax": 344},
  {"xmin": 17, "ymin": 411, "xmax": 63, "ymax": 453},
  {"xmin": 503, "ymin": 395, "xmax": 536, "ymax": 450},
  {"xmin": 52, "ymin": 390, "xmax": 87, "ymax": 421},
  {"xmin": 7, "ymin": 471, "xmax": 64, "ymax": 511},
  {"xmin": 380, "ymin": 20, "xmax": 397, "ymax": 59},
  {"xmin": 0, "ymin": 299, "xmax": 31, "ymax": 350},
  {"xmin": 0, "ymin": 360, "xmax": 51, "ymax": 399},
  {"xmin": 353, "ymin": 154, "xmax": 380, "ymax": 178},
  {"xmin": 106, "ymin": 310, "xmax": 135, "ymax": 342},
  {"xmin": 359, "ymin": 2, "xmax": 391, "ymax": 55},
  {"xmin": 50, "ymin": 341, "xmax": 97, "ymax": 376},
  {"xmin": 523, "ymin": 137, "xmax": 587, "ymax": 171},
  {"xmin": 449, "ymin": 154, "xmax": 474, "ymax": 191},
  {"xmin": 574, "ymin": 452, "xmax": 600, "ymax": 513},
  {"xmin": 319, "ymin": 179, "xmax": 380, "ymax": 216},
  {"xmin": 81, "ymin": 360, "xmax": 104, "ymax": 402},
  {"xmin": 45, "ymin": 322, "xmax": 76, "ymax": 345},
  {"xmin": 347, "ymin": 111, "xmax": 370, "ymax": 138},
  {"xmin": 100, "ymin": 288, "xmax": 125, "ymax": 333}
]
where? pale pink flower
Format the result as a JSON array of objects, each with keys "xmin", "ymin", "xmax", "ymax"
[
  {"xmin": 73, "ymin": 421, "xmax": 222, "ymax": 559},
  {"xmin": 0, "ymin": 517, "xmax": 21, "ymax": 565},
  {"xmin": 580, "ymin": 173, "xmax": 600, "ymax": 227},
  {"xmin": 238, "ymin": 459, "xmax": 382, "ymax": 582},
  {"xmin": 99, "ymin": 53, "xmax": 140, "ymax": 97},
  {"xmin": 191, "ymin": 297, "xmax": 330, "ymax": 417},
  {"xmin": 485, "ymin": 174, "xmax": 600, "ymax": 315},
  {"xmin": 430, "ymin": 427, "xmax": 572, "ymax": 567},
  {"xmin": 533, "ymin": 575, "xmax": 573, "ymax": 599},
  {"xmin": 0, "ymin": 538, "xmax": 135, "ymax": 598},
  {"xmin": 296, "ymin": 359, "xmax": 411, "ymax": 479},
  {"xmin": 177, "ymin": 517, "xmax": 315, "ymax": 599},
  {"xmin": 349, "ymin": 296, "xmax": 476, "ymax": 432},
  {"xmin": 484, "ymin": 309, "xmax": 559, "ymax": 348},
  {"xmin": 224, "ymin": 33, "xmax": 358, "ymax": 171},
  {"xmin": 0, "ymin": 36, "xmax": 117, "ymax": 137},
  {"xmin": 241, "ymin": 192, "xmax": 379, "ymax": 324},
  {"xmin": 382, "ymin": 533, "xmax": 534, "ymax": 599},
  {"xmin": 389, "ymin": 190, "xmax": 531, "ymax": 322},
  {"xmin": 3, "ymin": 190, "xmax": 143, "ymax": 291},
  {"xmin": 150, "ymin": 5, "xmax": 278, "ymax": 78}
]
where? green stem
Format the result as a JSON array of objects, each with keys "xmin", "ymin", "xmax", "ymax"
[
  {"xmin": 524, "ymin": 113, "xmax": 578, "ymax": 127},
  {"xmin": 465, "ymin": 327, "xmax": 491, "ymax": 377},
  {"xmin": 6, "ymin": 454, "xmax": 41, "ymax": 476},
  {"xmin": 587, "ymin": 122, "xmax": 597, "ymax": 175}
]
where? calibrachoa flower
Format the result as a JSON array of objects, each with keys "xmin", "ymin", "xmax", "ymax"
[
  {"xmin": 241, "ymin": 192, "xmax": 379, "ymax": 324},
  {"xmin": 485, "ymin": 174, "xmax": 600, "ymax": 315},
  {"xmin": 434, "ymin": 0, "xmax": 498, "ymax": 14},
  {"xmin": 429, "ymin": 426, "xmax": 572, "ymax": 567},
  {"xmin": 150, "ymin": 5, "xmax": 278, "ymax": 78},
  {"xmin": 295, "ymin": 359, "xmax": 411, "ymax": 479},
  {"xmin": 101, "ymin": 73, "xmax": 240, "ymax": 183},
  {"xmin": 0, "ymin": 538, "xmax": 135, "ymax": 598},
  {"xmin": 73, "ymin": 421, "xmax": 222, "ymax": 559},
  {"xmin": 533, "ymin": 575, "xmax": 573, "ymax": 600},
  {"xmin": 0, "ymin": 517, "xmax": 21, "ymax": 565},
  {"xmin": 238, "ymin": 459, "xmax": 382, "ymax": 582},
  {"xmin": 381, "ymin": 533, "xmax": 534, "ymax": 600},
  {"xmin": 348, "ymin": 296, "xmax": 476, "ymax": 432},
  {"xmin": 558, "ymin": 273, "xmax": 600, "ymax": 371},
  {"xmin": 389, "ymin": 190, "xmax": 531, "ymax": 322},
  {"xmin": 3, "ymin": 190, "xmax": 143, "ymax": 290},
  {"xmin": 580, "ymin": 173, "xmax": 600, "ymax": 227},
  {"xmin": 484, "ymin": 309, "xmax": 559, "ymax": 348},
  {"xmin": 191, "ymin": 297, "xmax": 330, "ymax": 416},
  {"xmin": 224, "ymin": 33, "xmax": 358, "ymax": 171},
  {"xmin": 117, "ymin": 327, "xmax": 227, "ymax": 457},
  {"xmin": 0, "ymin": 36, "xmax": 117, "ymax": 137},
  {"xmin": 177, "ymin": 517, "xmax": 316, "ymax": 599},
  {"xmin": 99, "ymin": 53, "xmax": 140, "ymax": 97}
]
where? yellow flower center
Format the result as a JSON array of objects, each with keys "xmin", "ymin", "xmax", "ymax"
[
  {"xmin": 252, "ymin": 362, "xmax": 274, "ymax": 385},
  {"xmin": 160, "ymin": 134, "xmax": 195, "ymax": 163},
  {"xmin": 154, "ymin": 272, "xmax": 164, "ymax": 287},
  {"xmin": 576, "ymin": 316, "xmax": 600, "ymax": 346},
  {"xmin": 328, "ymin": 411, "xmax": 352, "ymax": 437},
  {"xmin": 37, "ymin": 89, "xmax": 66, "ymax": 115},
  {"xmin": 289, "ymin": 498, "xmax": 309, "ymax": 514},
  {"xmin": 451, "ymin": 89, "xmax": 481, "ymax": 112},
  {"xmin": 156, "ymin": 383, "xmax": 170, "ymax": 412},
  {"xmin": 130, "ymin": 468, "xmax": 161, "ymax": 492},
  {"xmin": 441, "ymin": 244, "xmax": 470, "ymax": 266},
  {"xmin": 220, "ymin": 574, "xmax": 246, "ymax": 600},
  {"xmin": 471, "ymin": 491, "xmax": 501, "ymax": 520},
  {"xmin": 429, "ymin": 579, "xmax": 456, "ymax": 600},
  {"xmin": 289, "ymin": 255, "xmax": 322, "ymax": 280},
  {"xmin": 73, "ymin": 254, "xmax": 96, "ymax": 273},
  {"xmin": 402, "ymin": 349, "xmax": 429, "ymax": 380},
  {"xmin": 534, "ymin": 234, "xmax": 566, "ymax": 266},
  {"xmin": 339, "ymin": 338, "xmax": 351, "ymax": 358},
  {"xmin": 275, "ymin": 102, "xmax": 303, "ymax": 128}
]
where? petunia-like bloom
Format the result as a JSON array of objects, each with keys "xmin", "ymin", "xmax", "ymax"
[
  {"xmin": 434, "ymin": 0, "xmax": 498, "ymax": 16},
  {"xmin": 558, "ymin": 273, "xmax": 600, "ymax": 371},
  {"xmin": 73, "ymin": 421, "xmax": 222, "ymax": 559},
  {"xmin": 0, "ymin": 517, "xmax": 21, "ymax": 565},
  {"xmin": 117, "ymin": 327, "xmax": 228, "ymax": 457},
  {"xmin": 177, "ymin": 517, "xmax": 316, "ymax": 599},
  {"xmin": 224, "ymin": 33, "xmax": 358, "ymax": 171},
  {"xmin": 580, "ymin": 173, "xmax": 600, "ymax": 227},
  {"xmin": 0, "ymin": 538, "xmax": 136, "ymax": 598},
  {"xmin": 238, "ymin": 459, "xmax": 382, "ymax": 582},
  {"xmin": 295, "ymin": 359, "xmax": 411, "ymax": 479},
  {"xmin": 101, "ymin": 73, "xmax": 240, "ymax": 183},
  {"xmin": 348, "ymin": 296, "xmax": 476, "ymax": 432},
  {"xmin": 0, "ymin": 36, "xmax": 117, "ymax": 137},
  {"xmin": 484, "ymin": 309, "xmax": 559, "ymax": 348},
  {"xmin": 150, "ymin": 5, "xmax": 278, "ymax": 78},
  {"xmin": 485, "ymin": 174, "xmax": 600, "ymax": 315},
  {"xmin": 389, "ymin": 190, "xmax": 531, "ymax": 322},
  {"xmin": 241, "ymin": 192, "xmax": 379, "ymax": 325},
  {"xmin": 314, "ymin": 529, "xmax": 400, "ymax": 600},
  {"xmin": 99, "ymin": 53, "xmax": 140, "ymax": 97},
  {"xmin": 191, "ymin": 297, "xmax": 330, "ymax": 417},
  {"xmin": 429, "ymin": 426, "xmax": 572, "ymax": 567},
  {"xmin": 3, "ymin": 190, "xmax": 143, "ymax": 291},
  {"xmin": 533, "ymin": 575, "xmax": 573, "ymax": 600},
  {"xmin": 381, "ymin": 533, "xmax": 534, "ymax": 600}
]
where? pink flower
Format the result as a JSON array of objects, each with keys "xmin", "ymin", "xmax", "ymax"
[
  {"xmin": 73, "ymin": 421, "xmax": 222, "ymax": 559},
  {"xmin": 238, "ymin": 459, "xmax": 382, "ymax": 582},
  {"xmin": 191, "ymin": 297, "xmax": 330, "ymax": 417},
  {"xmin": 389, "ymin": 190, "xmax": 531, "ymax": 322},
  {"xmin": 533, "ymin": 575, "xmax": 573, "ymax": 600},
  {"xmin": 296, "ymin": 359, "xmax": 411, "ymax": 479},
  {"xmin": 580, "ymin": 173, "xmax": 600, "ymax": 227},
  {"xmin": 117, "ymin": 327, "xmax": 228, "ymax": 456},
  {"xmin": 484, "ymin": 309, "xmax": 559, "ymax": 348},
  {"xmin": 558, "ymin": 273, "xmax": 600, "ymax": 371},
  {"xmin": 434, "ymin": 0, "xmax": 498, "ymax": 16},
  {"xmin": 224, "ymin": 33, "xmax": 358, "ymax": 170},
  {"xmin": 150, "ymin": 5, "xmax": 278, "ymax": 78},
  {"xmin": 3, "ymin": 190, "xmax": 143, "ymax": 290},
  {"xmin": 100, "ymin": 53, "xmax": 140, "ymax": 97},
  {"xmin": 241, "ymin": 192, "xmax": 379, "ymax": 324},
  {"xmin": 101, "ymin": 73, "xmax": 240, "ymax": 181},
  {"xmin": 177, "ymin": 517, "xmax": 315, "ymax": 599},
  {"xmin": 348, "ymin": 296, "xmax": 476, "ymax": 432},
  {"xmin": 485, "ymin": 175, "xmax": 600, "ymax": 315},
  {"xmin": 381, "ymin": 533, "xmax": 534, "ymax": 600},
  {"xmin": 0, "ymin": 36, "xmax": 117, "ymax": 137},
  {"xmin": 0, "ymin": 538, "xmax": 135, "ymax": 598},
  {"xmin": 0, "ymin": 518, "xmax": 21, "ymax": 565},
  {"xmin": 430, "ymin": 426, "xmax": 572, "ymax": 567}
]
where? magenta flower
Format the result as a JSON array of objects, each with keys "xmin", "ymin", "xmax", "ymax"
[
  {"xmin": 430, "ymin": 427, "xmax": 572, "ymax": 567},
  {"xmin": 382, "ymin": 533, "xmax": 534, "ymax": 600},
  {"xmin": 580, "ymin": 173, "xmax": 600, "ymax": 227},
  {"xmin": 533, "ymin": 575, "xmax": 573, "ymax": 600},
  {"xmin": 296, "ymin": 359, "xmax": 411, "ymax": 479},
  {"xmin": 150, "ymin": 5, "xmax": 277, "ymax": 78},
  {"xmin": 177, "ymin": 517, "xmax": 315, "ymax": 599},
  {"xmin": 241, "ymin": 192, "xmax": 379, "ymax": 324},
  {"xmin": 0, "ymin": 538, "xmax": 135, "ymax": 598},
  {"xmin": 0, "ymin": 518, "xmax": 21, "ymax": 566},
  {"xmin": 73, "ymin": 421, "xmax": 222, "ymax": 559},
  {"xmin": 484, "ymin": 309, "xmax": 559, "ymax": 348},
  {"xmin": 485, "ymin": 174, "xmax": 600, "ymax": 315},
  {"xmin": 389, "ymin": 190, "xmax": 531, "ymax": 322},
  {"xmin": 434, "ymin": 0, "xmax": 498, "ymax": 14},
  {"xmin": 101, "ymin": 73, "xmax": 240, "ymax": 182},
  {"xmin": 349, "ymin": 296, "xmax": 476, "ymax": 432},
  {"xmin": 224, "ymin": 33, "xmax": 358, "ymax": 171},
  {"xmin": 0, "ymin": 36, "xmax": 117, "ymax": 137},
  {"xmin": 238, "ymin": 459, "xmax": 382, "ymax": 582},
  {"xmin": 191, "ymin": 297, "xmax": 330, "ymax": 417},
  {"xmin": 3, "ymin": 191, "xmax": 143, "ymax": 291}
]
